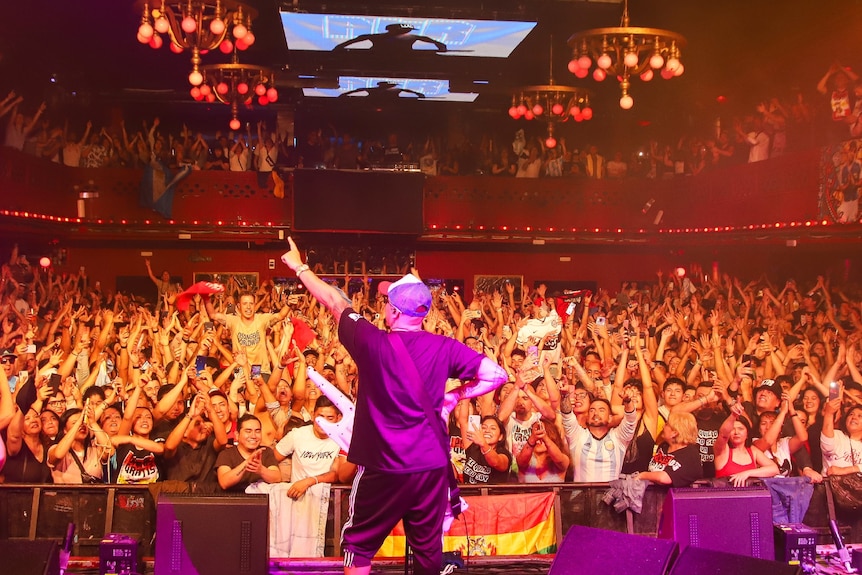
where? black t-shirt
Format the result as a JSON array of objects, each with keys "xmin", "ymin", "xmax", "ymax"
[
  {"xmin": 215, "ymin": 446, "xmax": 278, "ymax": 492},
  {"xmin": 648, "ymin": 443, "xmax": 704, "ymax": 487},
  {"xmin": 1, "ymin": 437, "xmax": 52, "ymax": 483},
  {"xmin": 338, "ymin": 309, "xmax": 484, "ymax": 473},
  {"xmin": 162, "ymin": 436, "xmax": 220, "ymax": 485},
  {"xmin": 695, "ymin": 408, "xmax": 727, "ymax": 478},
  {"xmin": 621, "ymin": 424, "xmax": 656, "ymax": 475},
  {"xmin": 462, "ymin": 443, "xmax": 512, "ymax": 485}
]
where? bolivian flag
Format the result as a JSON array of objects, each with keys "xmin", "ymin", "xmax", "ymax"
[{"xmin": 377, "ymin": 492, "xmax": 556, "ymax": 557}]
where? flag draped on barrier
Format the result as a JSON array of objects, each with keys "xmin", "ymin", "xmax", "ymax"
[{"xmin": 377, "ymin": 491, "xmax": 556, "ymax": 558}]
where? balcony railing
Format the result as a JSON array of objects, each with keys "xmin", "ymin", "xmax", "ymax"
[{"xmin": 0, "ymin": 147, "xmax": 824, "ymax": 237}]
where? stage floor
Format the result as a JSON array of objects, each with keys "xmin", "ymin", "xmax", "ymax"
[{"xmin": 65, "ymin": 547, "xmax": 862, "ymax": 574}]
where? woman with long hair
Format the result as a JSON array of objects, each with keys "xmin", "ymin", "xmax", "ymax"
[
  {"xmin": 516, "ymin": 418, "xmax": 570, "ymax": 483},
  {"xmin": 822, "ymin": 389, "xmax": 862, "ymax": 476},
  {"xmin": 461, "ymin": 415, "xmax": 511, "ymax": 484},
  {"xmin": 714, "ymin": 403, "xmax": 779, "ymax": 486},
  {"xmin": 111, "ymin": 383, "xmax": 165, "ymax": 484},
  {"xmin": 47, "ymin": 405, "xmax": 113, "ymax": 484},
  {"xmin": 3, "ymin": 407, "xmax": 52, "ymax": 483},
  {"xmin": 618, "ymin": 343, "xmax": 659, "ymax": 476}
]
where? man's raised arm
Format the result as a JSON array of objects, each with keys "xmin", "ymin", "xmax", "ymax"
[{"xmin": 281, "ymin": 237, "xmax": 352, "ymax": 323}]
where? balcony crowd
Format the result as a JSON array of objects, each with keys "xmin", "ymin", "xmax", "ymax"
[{"xmin": 2, "ymin": 60, "xmax": 860, "ymax": 181}]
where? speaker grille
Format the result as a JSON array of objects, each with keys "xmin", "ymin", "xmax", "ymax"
[
  {"xmin": 240, "ymin": 520, "xmax": 251, "ymax": 573},
  {"xmin": 688, "ymin": 514, "xmax": 699, "ymax": 547},
  {"xmin": 750, "ymin": 513, "xmax": 761, "ymax": 558},
  {"xmin": 170, "ymin": 520, "xmax": 182, "ymax": 573}
]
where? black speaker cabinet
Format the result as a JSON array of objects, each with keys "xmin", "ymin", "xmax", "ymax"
[
  {"xmin": 549, "ymin": 525, "xmax": 679, "ymax": 575},
  {"xmin": 0, "ymin": 539, "xmax": 60, "ymax": 575},
  {"xmin": 669, "ymin": 545, "xmax": 801, "ymax": 575},
  {"xmin": 154, "ymin": 494, "xmax": 269, "ymax": 575},
  {"xmin": 658, "ymin": 486, "xmax": 774, "ymax": 560}
]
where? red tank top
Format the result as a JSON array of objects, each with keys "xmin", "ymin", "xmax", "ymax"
[{"xmin": 715, "ymin": 446, "xmax": 757, "ymax": 477}]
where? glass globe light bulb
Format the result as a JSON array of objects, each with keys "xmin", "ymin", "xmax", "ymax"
[
  {"xmin": 545, "ymin": 137, "xmax": 557, "ymax": 149},
  {"xmin": 649, "ymin": 53, "xmax": 664, "ymax": 69},
  {"xmin": 532, "ymin": 104, "xmax": 543, "ymax": 116},
  {"xmin": 593, "ymin": 68, "xmax": 606, "ymax": 82},
  {"xmin": 233, "ymin": 23, "xmax": 248, "ymax": 39},
  {"xmin": 624, "ymin": 52, "xmax": 639, "ymax": 68},
  {"xmin": 597, "ymin": 54, "xmax": 612, "ymax": 69},
  {"xmin": 620, "ymin": 94, "xmax": 634, "ymax": 110},
  {"xmin": 210, "ymin": 18, "xmax": 226, "ymax": 35},
  {"xmin": 674, "ymin": 63, "xmax": 685, "ymax": 77},
  {"xmin": 181, "ymin": 16, "xmax": 197, "ymax": 34},
  {"xmin": 138, "ymin": 22, "xmax": 154, "ymax": 40},
  {"xmin": 154, "ymin": 17, "xmax": 169, "ymax": 34},
  {"xmin": 577, "ymin": 55, "xmax": 592, "ymax": 69},
  {"xmin": 188, "ymin": 70, "xmax": 203, "ymax": 86},
  {"xmin": 229, "ymin": 118, "xmax": 241, "ymax": 131},
  {"xmin": 551, "ymin": 103, "xmax": 564, "ymax": 116},
  {"xmin": 574, "ymin": 67, "xmax": 589, "ymax": 79},
  {"xmin": 640, "ymin": 69, "xmax": 654, "ymax": 82},
  {"xmin": 581, "ymin": 107, "xmax": 593, "ymax": 120},
  {"xmin": 665, "ymin": 57, "xmax": 680, "ymax": 73}
]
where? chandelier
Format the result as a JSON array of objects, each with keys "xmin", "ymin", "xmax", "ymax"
[
  {"xmin": 508, "ymin": 84, "xmax": 593, "ymax": 124},
  {"xmin": 507, "ymin": 38, "xmax": 593, "ymax": 148},
  {"xmin": 194, "ymin": 58, "xmax": 277, "ymax": 130},
  {"xmin": 135, "ymin": 0, "xmax": 259, "ymax": 86},
  {"xmin": 567, "ymin": 0, "xmax": 686, "ymax": 109}
]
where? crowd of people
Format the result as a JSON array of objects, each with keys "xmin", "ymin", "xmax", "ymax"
[
  {"xmin": 1, "ymin": 241, "xmax": 861, "ymax": 496},
  {"xmin": 0, "ymin": 62, "xmax": 857, "ymax": 180}
]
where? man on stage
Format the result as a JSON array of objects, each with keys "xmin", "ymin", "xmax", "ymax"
[{"xmin": 281, "ymin": 238, "xmax": 507, "ymax": 575}]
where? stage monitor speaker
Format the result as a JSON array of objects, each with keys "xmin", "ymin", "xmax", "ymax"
[
  {"xmin": 669, "ymin": 545, "xmax": 801, "ymax": 575},
  {"xmin": 548, "ymin": 525, "xmax": 678, "ymax": 575},
  {"xmin": 0, "ymin": 539, "xmax": 60, "ymax": 575},
  {"xmin": 155, "ymin": 493, "xmax": 269, "ymax": 575},
  {"xmin": 658, "ymin": 486, "xmax": 774, "ymax": 560}
]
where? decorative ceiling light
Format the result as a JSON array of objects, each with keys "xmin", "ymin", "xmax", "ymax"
[
  {"xmin": 135, "ymin": 0, "xmax": 258, "ymax": 86},
  {"xmin": 508, "ymin": 38, "xmax": 593, "ymax": 123},
  {"xmin": 567, "ymin": 0, "xmax": 686, "ymax": 109},
  {"xmin": 194, "ymin": 58, "xmax": 276, "ymax": 129}
]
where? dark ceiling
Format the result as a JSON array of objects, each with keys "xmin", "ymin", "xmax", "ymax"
[{"xmin": 2, "ymin": 0, "xmax": 862, "ymax": 138}]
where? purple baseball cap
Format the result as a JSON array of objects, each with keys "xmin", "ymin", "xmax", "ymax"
[{"xmin": 379, "ymin": 275, "xmax": 432, "ymax": 317}]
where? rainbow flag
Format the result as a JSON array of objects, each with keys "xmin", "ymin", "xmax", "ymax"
[{"xmin": 377, "ymin": 492, "xmax": 556, "ymax": 558}]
